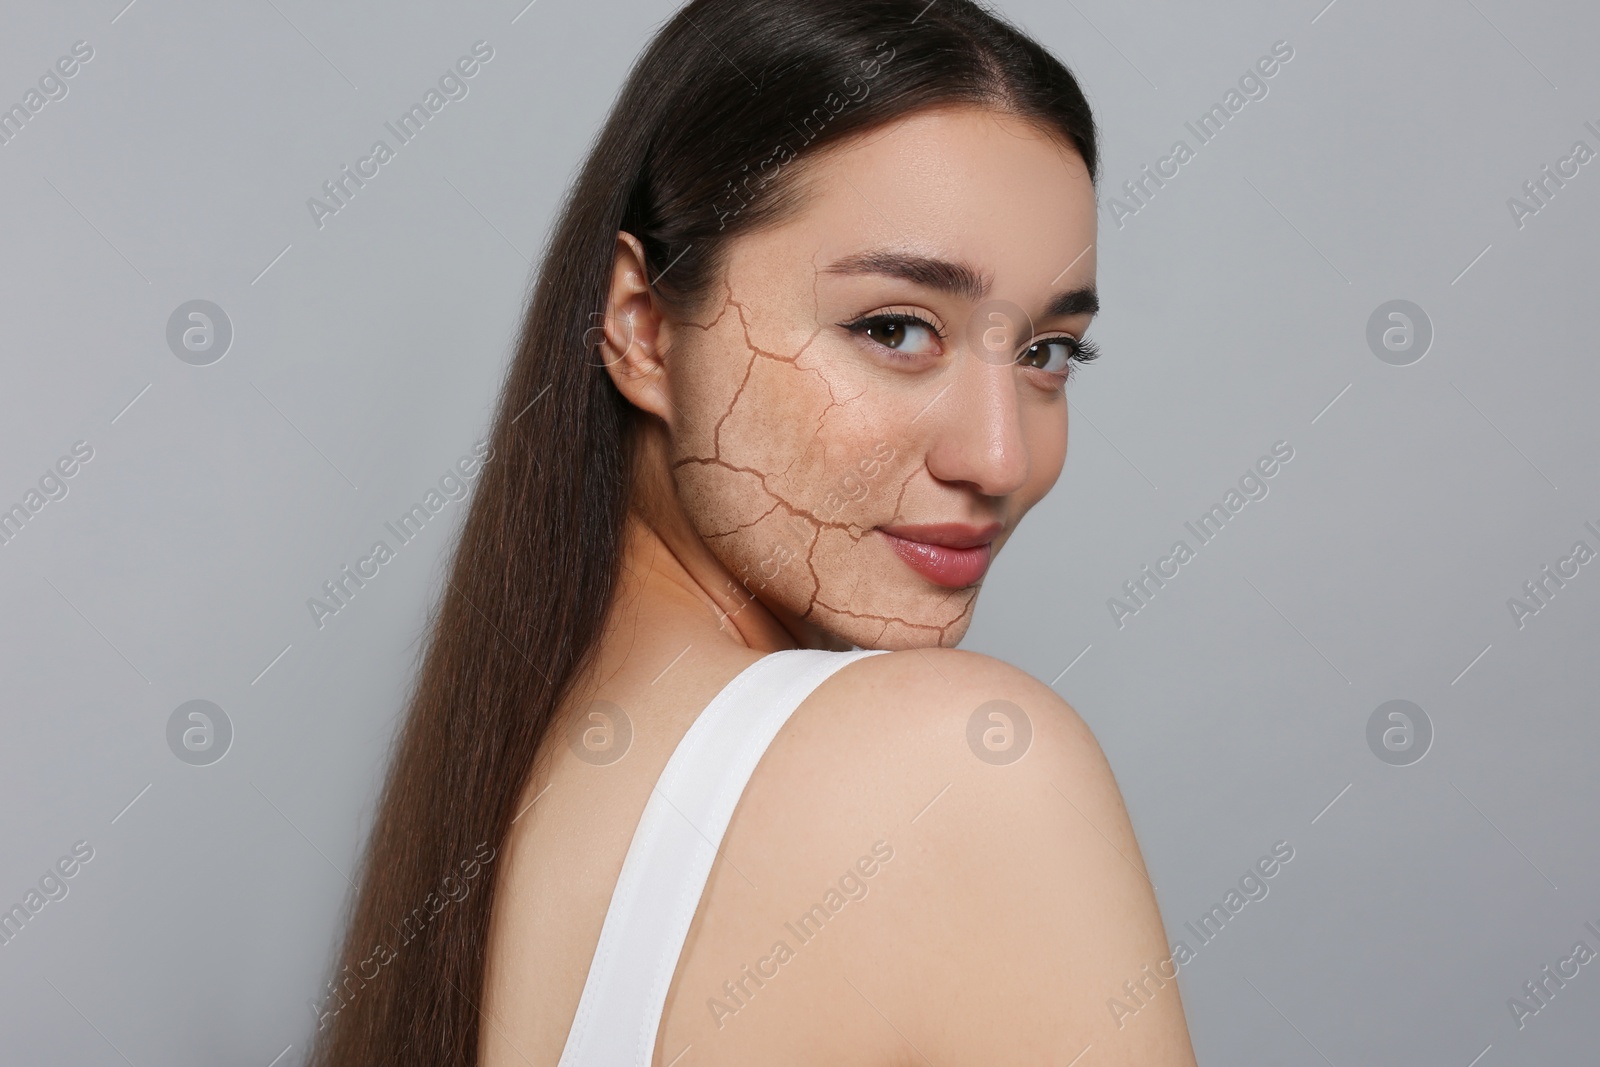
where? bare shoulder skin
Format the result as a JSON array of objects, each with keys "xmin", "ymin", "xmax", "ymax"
[
  {"xmin": 658, "ymin": 647, "xmax": 1195, "ymax": 1065},
  {"xmin": 479, "ymin": 103, "xmax": 1197, "ymax": 1065}
]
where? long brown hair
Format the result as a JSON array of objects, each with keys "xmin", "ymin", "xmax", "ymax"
[{"xmin": 308, "ymin": 0, "xmax": 1098, "ymax": 1061}]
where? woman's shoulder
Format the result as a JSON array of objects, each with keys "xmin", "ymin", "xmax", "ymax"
[
  {"xmin": 817, "ymin": 644, "xmax": 1092, "ymax": 732},
  {"xmin": 786, "ymin": 646, "xmax": 1109, "ymax": 789},
  {"xmin": 663, "ymin": 647, "xmax": 1196, "ymax": 1063},
  {"xmin": 769, "ymin": 646, "xmax": 1122, "ymax": 849}
]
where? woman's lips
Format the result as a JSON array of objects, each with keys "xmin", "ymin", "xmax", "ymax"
[{"xmin": 877, "ymin": 523, "xmax": 1001, "ymax": 589}]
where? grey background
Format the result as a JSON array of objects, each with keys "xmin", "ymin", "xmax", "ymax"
[{"xmin": 1, "ymin": 0, "xmax": 1595, "ymax": 1063}]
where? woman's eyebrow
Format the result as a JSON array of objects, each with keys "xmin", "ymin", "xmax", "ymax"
[
  {"xmin": 822, "ymin": 250, "xmax": 991, "ymax": 302},
  {"xmin": 1045, "ymin": 286, "xmax": 1099, "ymax": 318},
  {"xmin": 822, "ymin": 249, "xmax": 1098, "ymax": 318}
]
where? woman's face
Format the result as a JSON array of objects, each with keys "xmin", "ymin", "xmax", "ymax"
[{"xmin": 654, "ymin": 104, "xmax": 1098, "ymax": 650}]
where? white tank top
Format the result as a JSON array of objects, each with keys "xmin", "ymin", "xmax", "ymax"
[{"xmin": 556, "ymin": 646, "xmax": 888, "ymax": 1067}]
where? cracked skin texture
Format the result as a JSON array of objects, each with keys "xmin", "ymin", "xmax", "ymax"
[
  {"xmin": 647, "ymin": 105, "xmax": 1096, "ymax": 650},
  {"xmin": 672, "ymin": 271, "xmax": 960, "ymax": 646}
]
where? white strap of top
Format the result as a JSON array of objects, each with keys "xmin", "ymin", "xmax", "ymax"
[{"xmin": 556, "ymin": 647, "xmax": 887, "ymax": 1067}]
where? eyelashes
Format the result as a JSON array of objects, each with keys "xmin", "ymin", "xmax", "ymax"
[
  {"xmin": 840, "ymin": 311, "xmax": 944, "ymax": 354},
  {"xmin": 1041, "ymin": 334, "xmax": 1101, "ymax": 369},
  {"xmin": 840, "ymin": 310, "xmax": 946, "ymax": 336},
  {"xmin": 840, "ymin": 310, "xmax": 1101, "ymax": 379}
]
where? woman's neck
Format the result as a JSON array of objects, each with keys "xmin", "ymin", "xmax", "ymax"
[{"xmin": 615, "ymin": 509, "xmax": 851, "ymax": 654}]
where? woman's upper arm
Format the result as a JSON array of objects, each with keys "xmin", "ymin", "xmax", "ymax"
[{"xmin": 811, "ymin": 648, "xmax": 1199, "ymax": 1066}]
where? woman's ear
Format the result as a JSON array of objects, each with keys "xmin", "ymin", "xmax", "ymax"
[{"xmin": 597, "ymin": 231, "xmax": 674, "ymax": 424}]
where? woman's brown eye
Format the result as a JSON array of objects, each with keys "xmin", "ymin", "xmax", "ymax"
[
  {"xmin": 846, "ymin": 313, "xmax": 942, "ymax": 357},
  {"xmin": 1018, "ymin": 339, "xmax": 1075, "ymax": 372},
  {"xmin": 868, "ymin": 321, "xmax": 908, "ymax": 348},
  {"xmin": 1014, "ymin": 335, "xmax": 1103, "ymax": 384}
]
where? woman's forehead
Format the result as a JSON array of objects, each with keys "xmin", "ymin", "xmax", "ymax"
[{"xmin": 722, "ymin": 105, "xmax": 1097, "ymax": 298}]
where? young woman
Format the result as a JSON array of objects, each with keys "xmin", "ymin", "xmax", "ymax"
[{"xmin": 309, "ymin": 0, "xmax": 1198, "ymax": 1063}]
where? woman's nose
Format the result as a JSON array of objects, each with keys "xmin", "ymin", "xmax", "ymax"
[{"xmin": 921, "ymin": 356, "xmax": 1031, "ymax": 499}]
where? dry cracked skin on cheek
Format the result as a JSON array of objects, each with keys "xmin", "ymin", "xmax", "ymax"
[
  {"xmin": 652, "ymin": 105, "xmax": 1097, "ymax": 652},
  {"xmin": 667, "ymin": 257, "xmax": 976, "ymax": 651}
]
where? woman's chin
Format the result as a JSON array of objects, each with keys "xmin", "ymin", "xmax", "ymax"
[{"xmin": 810, "ymin": 600, "xmax": 976, "ymax": 651}]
